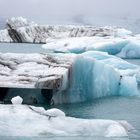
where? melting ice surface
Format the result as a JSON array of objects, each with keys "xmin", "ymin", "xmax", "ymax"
[{"xmin": 0, "ymin": 97, "xmax": 132, "ymax": 138}]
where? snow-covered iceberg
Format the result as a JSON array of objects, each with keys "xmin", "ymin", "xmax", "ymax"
[
  {"xmin": 0, "ymin": 29, "xmax": 12, "ymax": 42},
  {"xmin": 0, "ymin": 17, "xmax": 133, "ymax": 43},
  {"xmin": 0, "ymin": 52, "xmax": 73, "ymax": 90},
  {"xmin": 0, "ymin": 98, "xmax": 132, "ymax": 137}
]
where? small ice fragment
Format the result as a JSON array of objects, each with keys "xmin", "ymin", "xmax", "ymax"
[
  {"xmin": 11, "ymin": 96, "xmax": 23, "ymax": 105},
  {"xmin": 45, "ymin": 108, "xmax": 65, "ymax": 117}
]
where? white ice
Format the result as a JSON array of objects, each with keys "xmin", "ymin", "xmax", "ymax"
[
  {"xmin": 0, "ymin": 99, "xmax": 132, "ymax": 138},
  {"xmin": 0, "ymin": 53, "xmax": 72, "ymax": 90},
  {"xmin": 11, "ymin": 96, "xmax": 23, "ymax": 104},
  {"xmin": 0, "ymin": 17, "xmax": 133, "ymax": 43}
]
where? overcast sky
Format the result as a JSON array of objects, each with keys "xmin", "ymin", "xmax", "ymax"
[{"xmin": 0, "ymin": 0, "xmax": 140, "ymax": 32}]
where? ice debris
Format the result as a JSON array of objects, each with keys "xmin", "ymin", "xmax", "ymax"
[{"xmin": 11, "ymin": 96, "xmax": 23, "ymax": 104}]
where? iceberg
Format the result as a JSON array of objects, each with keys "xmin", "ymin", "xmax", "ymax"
[
  {"xmin": 52, "ymin": 51, "xmax": 140, "ymax": 103},
  {"xmin": 43, "ymin": 36, "xmax": 140, "ymax": 59},
  {"xmin": 0, "ymin": 51, "xmax": 139, "ymax": 104},
  {"xmin": 0, "ymin": 52, "xmax": 73, "ymax": 90},
  {"xmin": 0, "ymin": 99, "xmax": 132, "ymax": 137},
  {"xmin": 0, "ymin": 17, "xmax": 133, "ymax": 43}
]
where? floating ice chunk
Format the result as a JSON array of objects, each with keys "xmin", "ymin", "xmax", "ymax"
[
  {"xmin": 1, "ymin": 17, "xmax": 133, "ymax": 43},
  {"xmin": 64, "ymin": 54, "xmax": 120, "ymax": 103},
  {"xmin": 43, "ymin": 36, "xmax": 140, "ymax": 58},
  {"xmin": 61, "ymin": 51, "xmax": 140, "ymax": 103},
  {"xmin": 116, "ymin": 40, "xmax": 140, "ymax": 58},
  {"xmin": 0, "ymin": 105, "xmax": 132, "ymax": 137},
  {"xmin": 45, "ymin": 108, "xmax": 65, "ymax": 117},
  {"xmin": 43, "ymin": 37, "xmax": 128, "ymax": 55},
  {"xmin": 11, "ymin": 96, "xmax": 23, "ymax": 105}
]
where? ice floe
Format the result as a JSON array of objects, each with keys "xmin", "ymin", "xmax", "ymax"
[
  {"xmin": 43, "ymin": 36, "xmax": 140, "ymax": 59},
  {"xmin": 0, "ymin": 97, "xmax": 133, "ymax": 137},
  {"xmin": 0, "ymin": 17, "xmax": 133, "ymax": 43}
]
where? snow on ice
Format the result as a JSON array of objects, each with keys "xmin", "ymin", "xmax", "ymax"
[{"xmin": 0, "ymin": 97, "xmax": 132, "ymax": 137}]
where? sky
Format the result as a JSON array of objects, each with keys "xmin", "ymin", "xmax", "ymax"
[{"xmin": 0, "ymin": 0, "xmax": 140, "ymax": 32}]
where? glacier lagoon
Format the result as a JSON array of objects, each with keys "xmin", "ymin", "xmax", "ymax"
[{"xmin": 0, "ymin": 43, "xmax": 140, "ymax": 139}]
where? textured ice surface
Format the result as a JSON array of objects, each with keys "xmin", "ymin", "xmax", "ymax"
[
  {"xmin": 43, "ymin": 36, "xmax": 140, "ymax": 58},
  {"xmin": 0, "ymin": 51, "xmax": 139, "ymax": 104},
  {"xmin": 11, "ymin": 96, "xmax": 23, "ymax": 104},
  {"xmin": 0, "ymin": 17, "xmax": 133, "ymax": 43},
  {"xmin": 52, "ymin": 52, "xmax": 140, "ymax": 103},
  {"xmin": 0, "ymin": 103, "xmax": 131, "ymax": 137},
  {"xmin": 6, "ymin": 17, "xmax": 35, "ymax": 29},
  {"xmin": 0, "ymin": 29, "xmax": 12, "ymax": 42},
  {"xmin": 0, "ymin": 17, "xmax": 140, "ymax": 103},
  {"xmin": 0, "ymin": 52, "xmax": 73, "ymax": 90}
]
